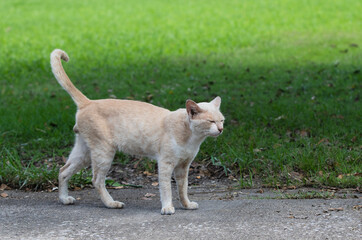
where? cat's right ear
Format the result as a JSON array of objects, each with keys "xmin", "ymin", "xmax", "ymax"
[{"xmin": 186, "ymin": 99, "xmax": 203, "ymax": 118}]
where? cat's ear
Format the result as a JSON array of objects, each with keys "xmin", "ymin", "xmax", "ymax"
[
  {"xmin": 211, "ymin": 96, "xmax": 221, "ymax": 109},
  {"xmin": 186, "ymin": 99, "xmax": 203, "ymax": 118}
]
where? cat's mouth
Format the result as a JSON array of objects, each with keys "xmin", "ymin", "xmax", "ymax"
[{"xmin": 210, "ymin": 132, "xmax": 222, "ymax": 137}]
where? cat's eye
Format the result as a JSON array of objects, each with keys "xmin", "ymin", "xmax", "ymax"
[{"xmin": 208, "ymin": 120, "xmax": 216, "ymax": 123}]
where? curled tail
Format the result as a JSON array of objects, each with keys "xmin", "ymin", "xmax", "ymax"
[{"xmin": 50, "ymin": 49, "xmax": 90, "ymax": 107}]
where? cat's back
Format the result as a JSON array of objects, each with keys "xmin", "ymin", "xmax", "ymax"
[{"xmin": 79, "ymin": 99, "xmax": 170, "ymax": 119}]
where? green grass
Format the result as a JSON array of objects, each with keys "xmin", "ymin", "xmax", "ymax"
[{"xmin": 0, "ymin": 0, "xmax": 361, "ymax": 189}]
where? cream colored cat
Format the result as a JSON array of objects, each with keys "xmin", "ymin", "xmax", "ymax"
[{"xmin": 51, "ymin": 49, "xmax": 224, "ymax": 215}]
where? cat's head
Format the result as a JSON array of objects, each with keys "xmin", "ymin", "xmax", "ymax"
[{"xmin": 186, "ymin": 96, "xmax": 225, "ymax": 137}]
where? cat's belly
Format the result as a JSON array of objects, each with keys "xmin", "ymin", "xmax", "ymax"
[{"xmin": 116, "ymin": 137, "xmax": 159, "ymax": 159}]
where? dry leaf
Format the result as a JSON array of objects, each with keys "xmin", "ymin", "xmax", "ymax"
[
  {"xmin": 317, "ymin": 138, "xmax": 329, "ymax": 145},
  {"xmin": 196, "ymin": 176, "xmax": 201, "ymax": 179},
  {"xmin": 256, "ymin": 189, "xmax": 264, "ymax": 194},
  {"xmin": 299, "ymin": 130, "xmax": 309, "ymax": 138},
  {"xmin": 337, "ymin": 174, "xmax": 343, "ymax": 179},
  {"xmin": 275, "ymin": 115, "xmax": 286, "ymax": 121},
  {"xmin": 143, "ymin": 171, "xmax": 153, "ymax": 176},
  {"xmin": 141, "ymin": 197, "xmax": 153, "ymax": 201},
  {"xmin": 151, "ymin": 182, "xmax": 159, "ymax": 187},
  {"xmin": 144, "ymin": 193, "xmax": 156, "ymax": 198},
  {"xmin": 353, "ymin": 205, "xmax": 362, "ymax": 210},
  {"xmin": 1, "ymin": 192, "xmax": 9, "ymax": 198},
  {"xmin": 0, "ymin": 183, "xmax": 11, "ymax": 191},
  {"xmin": 328, "ymin": 207, "xmax": 343, "ymax": 212}
]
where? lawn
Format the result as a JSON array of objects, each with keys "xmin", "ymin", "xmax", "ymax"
[{"xmin": 0, "ymin": 0, "xmax": 361, "ymax": 190}]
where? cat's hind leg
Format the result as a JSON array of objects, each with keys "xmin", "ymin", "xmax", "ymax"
[
  {"xmin": 174, "ymin": 161, "xmax": 198, "ymax": 210},
  {"xmin": 59, "ymin": 135, "xmax": 90, "ymax": 205},
  {"xmin": 91, "ymin": 147, "xmax": 124, "ymax": 209}
]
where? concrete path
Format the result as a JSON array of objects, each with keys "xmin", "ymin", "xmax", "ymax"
[{"xmin": 1, "ymin": 187, "xmax": 361, "ymax": 239}]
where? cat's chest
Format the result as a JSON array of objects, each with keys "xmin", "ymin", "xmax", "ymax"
[{"xmin": 170, "ymin": 137, "xmax": 201, "ymax": 160}]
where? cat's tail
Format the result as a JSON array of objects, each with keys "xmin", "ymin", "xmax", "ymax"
[{"xmin": 50, "ymin": 49, "xmax": 90, "ymax": 108}]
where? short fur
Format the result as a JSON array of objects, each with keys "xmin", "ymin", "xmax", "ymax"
[{"xmin": 51, "ymin": 49, "xmax": 225, "ymax": 214}]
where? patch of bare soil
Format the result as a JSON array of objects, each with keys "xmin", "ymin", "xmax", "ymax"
[{"xmin": 107, "ymin": 160, "xmax": 238, "ymax": 189}]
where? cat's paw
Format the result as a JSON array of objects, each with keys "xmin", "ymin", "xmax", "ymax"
[
  {"xmin": 105, "ymin": 201, "xmax": 125, "ymax": 209},
  {"xmin": 60, "ymin": 196, "xmax": 76, "ymax": 205},
  {"xmin": 161, "ymin": 206, "xmax": 175, "ymax": 215},
  {"xmin": 184, "ymin": 201, "xmax": 199, "ymax": 210}
]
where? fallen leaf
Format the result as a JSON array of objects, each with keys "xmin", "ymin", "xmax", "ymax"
[
  {"xmin": 317, "ymin": 138, "xmax": 329, "ymax": 145},
  {"xmin": 256, "ymin": 189, "xmax": 264, "ymax": 194},
  {"xmin": 141, "ymin": 197, "xmax": 153, "ymax": 201},
  {"xmin": 151, "ymin": 182, "xmax": 159, "ymax": 187},
  {"xmin": 228, "ymin": 175, "xmax": 236, "ymax": 180},
  {"xmin": 328, "ymin": 207, "xmax": 343, "ymax": 212},
  {"xmin": 200, "ymin": 169, "xmax": 211, "ymax": 177},
  {"xmin": 275, "ymin": 115, "xmax": 286, "ymax": 121},
  {"xmin": 109, "ymin": 186, "xmax": 124, "ymax": 189},
  {"xmin": 196, "ymin": 176, "xmax": 201, "ymax": 179},
  {"xmin": 1, "ymin": 192, "xmax": 8, "ymax": 198},
  {"xmin": 352, "ymin": 205, "xmax": 362, "ymax": 210},
  {"xmin": 298, "ymin": 130, "xmax": 309, "ymax": 138},
  {"xmin": 143, "ymin": 171, "xmax": 153, "ymax": 176},
  {"xmin": 337, "ymin": 174, "xmax": 343, "ymax": 179},
  {"xmin": 144, "ymin": 193, "xmax": 156, "ymax": 198},
  {"xmin": 0, "ymin": 183, "xmax": 11, "ymax": 191}
]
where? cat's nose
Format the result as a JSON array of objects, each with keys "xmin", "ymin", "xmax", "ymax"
[{"xmin": 218, "ymin": 127, "xmax": 223, "ymax": 133}]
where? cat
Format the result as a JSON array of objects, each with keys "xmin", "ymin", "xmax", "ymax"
[{"xmin": 50, "ymin": 49, "xmax": 225, "ymax": 215}]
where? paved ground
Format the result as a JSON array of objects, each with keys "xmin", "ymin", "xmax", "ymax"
[{"xmin": 0, "ymin": 186, "xmax": 361, "ymax": 239}]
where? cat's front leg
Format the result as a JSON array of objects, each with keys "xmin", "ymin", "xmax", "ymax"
[
  {"xmin": 158, "ymin": 160, "xmax": 175, "ymax": 215},
  {"xmin": 174, "ymin": 162, "xmax": 198, "ymax": 210}
]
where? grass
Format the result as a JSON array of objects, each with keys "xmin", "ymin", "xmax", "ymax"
[{"xmin": 0, "ymin": 0, "xmax": 361, "ymax": 190}]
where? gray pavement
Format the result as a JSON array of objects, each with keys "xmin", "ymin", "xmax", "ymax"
[{"xmin": 1, "ymin": 186, "xmax": 361, "ymax": 239}]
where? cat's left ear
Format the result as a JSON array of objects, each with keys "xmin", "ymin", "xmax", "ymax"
[{"xmin": 211, "ymin": 96, "xmax": 221, "ymax": 109}]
